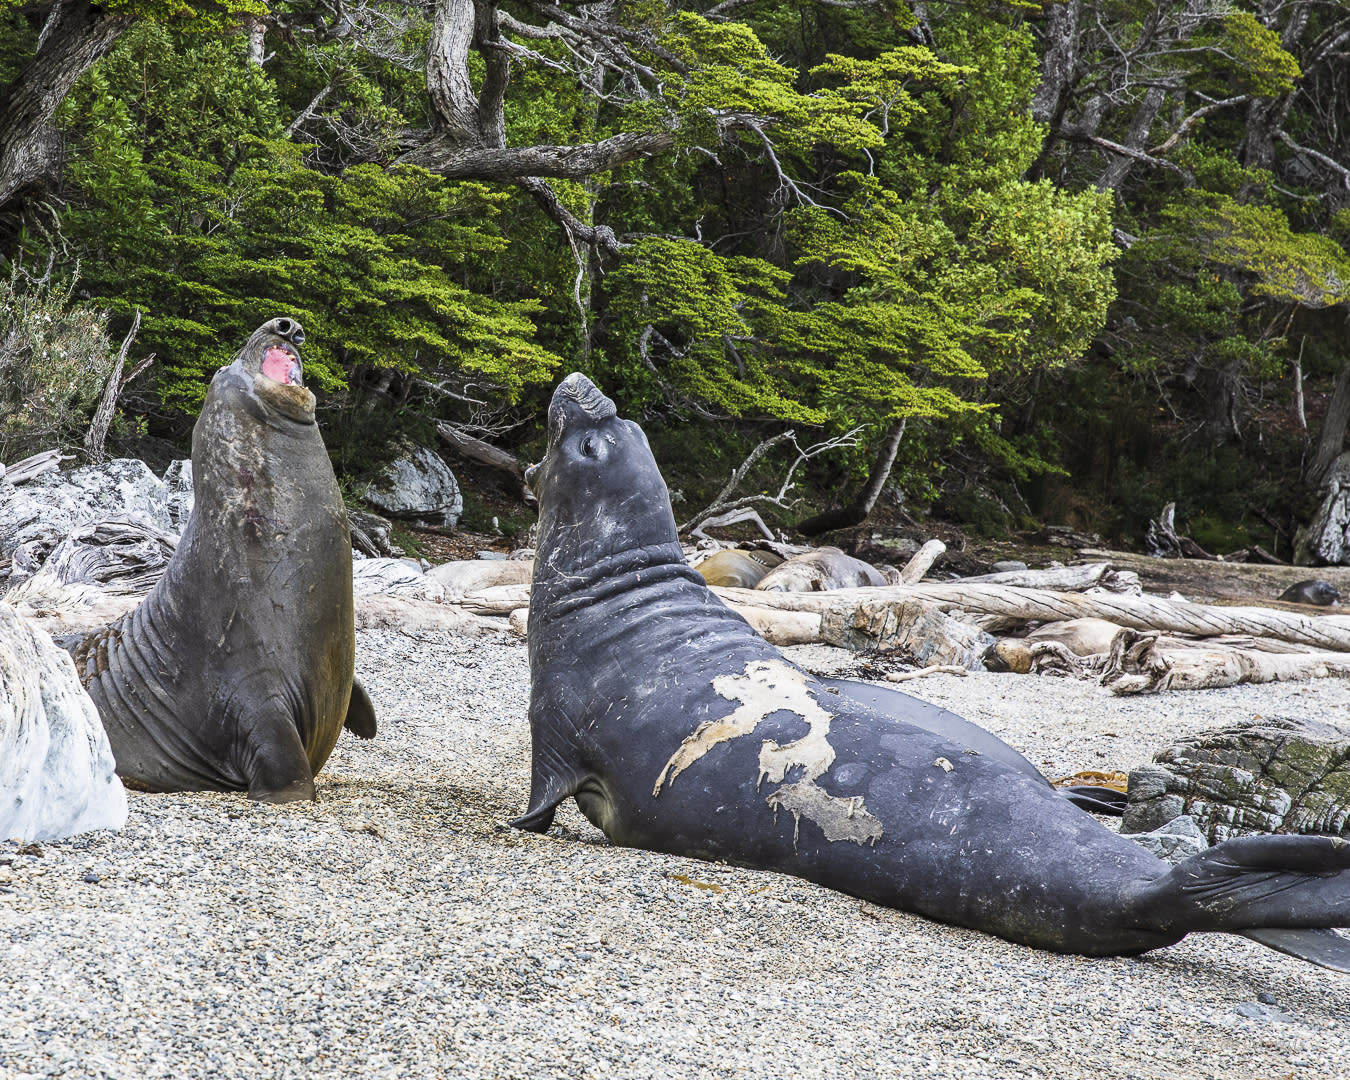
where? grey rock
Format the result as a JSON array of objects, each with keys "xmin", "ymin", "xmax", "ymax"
[
  {"xmin": 1122, "ymin": 717, "xmax": 1350, "ymax": 842},
  {"xmin": 0, "ymin": 459, "xmax": 172, "ymax": 564},
  {"xmin": 362, "ymin": 446, "xmax": 463, "ymax": 528},
  {"xmin": 1126, "ymin": 814, "xmax": 1209, "ymax": 863},
  {"xmin": 991, "ymin": 560, "xmax": 1029, "ymax": 573}
]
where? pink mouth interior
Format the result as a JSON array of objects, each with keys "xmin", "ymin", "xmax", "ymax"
[{"xmin": 261, "ymin": 345, "xmax": 302, "ymax": 386}]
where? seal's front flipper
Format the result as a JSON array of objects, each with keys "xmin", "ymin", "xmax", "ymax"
[
  {"xmin": 243, "ymin": 719, "xmax": 316, "ymax": 803},
  {"xmin": 344, "ymin": 678, "xmax": 377, "ymax": 739},
  {"xmin": 510, "ymin": 706, "xmax": 587, "ymax": 833},
  {"xmin": 1240, "ymin": 928, "xmax": 1350, "ymax": 973}
]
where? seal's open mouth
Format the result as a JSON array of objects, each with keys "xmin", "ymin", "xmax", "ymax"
[{"xmin": 261, "ymin": 344, "xmax": 302, "ymax": 386}]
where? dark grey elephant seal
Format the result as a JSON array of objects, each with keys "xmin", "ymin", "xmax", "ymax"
[
  {"xmin": 1279, "ymin": 579, "xmax": 1341, "ymax": 606},
  {"xmin": 68, "ymin": 317, "xmax": 375, "ymax": 803},
  {"xmin": 755, "ymin": 546, "xmax": 886, "ymax": 591},
  {"xmin": 513, "ymin": 373, "xmax": 1350, "ymax": 968}
]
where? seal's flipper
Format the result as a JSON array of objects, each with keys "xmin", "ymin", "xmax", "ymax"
[
  {"xmin": 1146, "ymin": 834, "xmax": 1350, "ymax": 933},
  {"xmin": 1060, "ymin": 785, "xmax": 1127, "ymax": 816},
  {"xmin": 243, "ymin": 720, "xmax": 316, "ymax": 803},
  {"xmin": 511, "ymin": 707, "xmax": 587, "ymax": 833},
  {"xmin": 1240, "ymin": 928, "xmax": 1350, "ymax": 973},
  {"xmin": 344, "ymin": 678, "xmax": 377, "ymax": 740}
]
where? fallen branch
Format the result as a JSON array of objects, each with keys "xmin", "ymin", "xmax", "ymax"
[
  {"xmin": 1100, "ymin": 630, "xmax": 1350, "ymax": 694},
  {"xmin": 898, "ymin": 539, "xmax": 945, "ymax": 584},
  {"xmin": 882, "ymin": 664, "xmax": 968, "ymax": 683}
]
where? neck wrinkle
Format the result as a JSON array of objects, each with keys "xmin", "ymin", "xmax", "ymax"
[{"xmin": 533, "ymin": 541, "xmax": 699, "ymax": 618}]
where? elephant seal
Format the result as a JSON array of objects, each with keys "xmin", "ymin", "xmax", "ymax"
[
  {"xmin": 1278, "ymin": 579, "xmax": 1341, "ymax": 606},
  {"xmin": 755, "ymin": 546, "xmax": 887, "ymax": 591},
  {"xmin": 67, "ymin": 317, "xmax": 375, "ymax": 803},
  {"xmin": 513, "ymin": 373, "xmax": 1350, "ymax": 967},
  {"xmin": 695, "ymin": 549, "xmax": 783, "ymax": 589}
]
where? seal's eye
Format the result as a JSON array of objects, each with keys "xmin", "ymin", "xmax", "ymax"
[{"xmin": 580, "ymin": 436, "xmax": 598, "ymax": 458}]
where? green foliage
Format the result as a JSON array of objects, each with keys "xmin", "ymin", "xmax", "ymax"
[
  {"xmin": 1161, "ymin": 193, "xmax": 1350, "ymax": 309},
  {"xmin": 0, "ymin": 269, "xmax": 113, "ymax": 459},
  {"xmin": 54, "ymin": 25, "xmax": 561, "ymax": 421},
  {"xmin": 602, "ymin": 237, "xmax": 811, "ymax": 419},
  {"xmin": 1220, "ymin": 12, "xmax": 1301, "ymax": 97}
]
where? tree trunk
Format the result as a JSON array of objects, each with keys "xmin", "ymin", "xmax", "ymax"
[
  {"xmin": 796, "ymin": 418, "xmax": 905, "ymax": 536},
  {"xmin": 0, "ymin": 2, "xmax": 133, "ymax": 211},
  {"xmin": 1306, "ymin": 359, "xmax": 1350, "ymax": 487}
]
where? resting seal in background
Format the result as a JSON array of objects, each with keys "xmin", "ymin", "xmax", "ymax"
[
  {"xmin": 513, "ymin": 373, "xmax": 1350, "ymax": 969},
  {"xmin": 754, "ymin": 546, "xmax": 887, "ymax": 591},
  {"xmin": 66, "ymin": 318, "xmax": 375, "ymax": 803}
]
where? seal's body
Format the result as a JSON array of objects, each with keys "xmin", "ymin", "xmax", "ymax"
[
  {"xmin": 69, "ymin": 318, "xmax": 374, "ymax": 802},
  {"xmin": 514, "ymin": 373, "xmax": 1350, "ymax": 965},
  {"xmin": 1279, "ymin": 579, "xmax": 1341, "ymax": 606},
  {"xmin": 755, "ymin": 547, "xmax": 886, "ymax": 591},
  {"xmin": 695, "ymin": 549, "xmax": 782, "ymax": 589}
]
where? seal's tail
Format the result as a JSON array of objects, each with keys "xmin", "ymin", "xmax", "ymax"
[{"xmin": 1146, "ymin": 834, "xmax": 1350, "ymax": 964}]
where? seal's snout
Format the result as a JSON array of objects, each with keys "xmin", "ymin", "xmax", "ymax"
[
  {"xmin": 270, "ymin": 317, "xmax": 305, "ymax": 346},
  {"xmin": 548, "ymin": 372, "xmax": 617, "ymax": 445}
]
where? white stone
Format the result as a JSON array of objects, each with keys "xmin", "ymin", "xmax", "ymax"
[{"xmin": 0, "ymin": 602, "xmax": 127, "ymax": 842}]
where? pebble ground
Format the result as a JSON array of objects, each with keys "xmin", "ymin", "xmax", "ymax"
[{"xmin": 3, "ymin": 628, "xmax": 1349, "ymax": 1080}]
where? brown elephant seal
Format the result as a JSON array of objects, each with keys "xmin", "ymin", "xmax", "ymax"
[
  {"xmin": 694, "ymin": 549, "xmax": 783, "ymax": 589},
  {"xmin": 66, "ymin": 317, "xmax": 375, "ymax": 803},
  {"xmin": 512, "ymin": 373, "xmax": 1350, "ymax": 969}
]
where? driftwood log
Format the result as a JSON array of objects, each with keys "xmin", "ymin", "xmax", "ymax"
[
  {"xmin": 1099, "ymin": 630, "xmax": 1350, "ymax": 694},
  {"xmin": 1076, "ymin": 548, "xmax": 1350, "ymax": 604},
  {"xmin": 710, "ymin": 583, "xmax": 1350, "ymax": 652}
]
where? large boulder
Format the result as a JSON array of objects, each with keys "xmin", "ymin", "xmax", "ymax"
[
  {"xmin": 0, "ymin": 602, "xmax": 127, "ymax": 842},
  {"xmin": 361, "ymin": 446, "xmax": 463, "ymax": 528},
  {"xmin": 1121, "ymin": 716, "xmax": 1350, "ymax": 842}
]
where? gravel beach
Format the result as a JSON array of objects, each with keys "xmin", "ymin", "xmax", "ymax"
[{"xmin": 3, "ymin": 625, "xmax": 1349, "ymax": 1080}]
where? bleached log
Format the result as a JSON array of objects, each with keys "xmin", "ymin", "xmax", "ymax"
[
  {"xmin": 1100, "ymin": 630, "xmax": 1350, "ymax": 694},
  {"xmin": 494, "ymin": 603, "xmax": 820, "ymax": 647},
  {"xmin": 819, "ymin": 597, "xmax": 994, "ymax": 668},
  {"xmin": 898, "ymin": 539, "xmax": 945, "ymax": 584},
  {"xmin": 427, "ymin": 559, "xmax": 534, "ymax": 600},
  {"xmin": 959, "ymin": 562, "xmax": 1141, "ymax": 595},
  {"xmin": 459, "ymin": 582, "xmax": 532, "ymax": 615},
  {"xmin": 2, "ymin": 450, "xmax": 71, "ymax": 486},
  {"xmin": 1076, "ymin": 548, "xmax": 1350, "ymax": 604},
  {"xmin": 735, "ymin": 605, "xmax": 821, "ymax": 646},
  {"xmin": 709, "ymin": 583, "xmax": 1350, "ymax": 652}
]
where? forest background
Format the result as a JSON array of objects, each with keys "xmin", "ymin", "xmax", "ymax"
[{"xmin": 1, "ymin": 0, "xmax": 1348, "ymax": 557}]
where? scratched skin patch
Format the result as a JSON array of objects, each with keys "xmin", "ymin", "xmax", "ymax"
[{"xmin": 652, "ymin": 659, "xmax": 883, "ymax": 846}]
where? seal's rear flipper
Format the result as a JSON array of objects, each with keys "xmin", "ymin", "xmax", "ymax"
[
  {"xmin": 1060, "ymin": 785, "xmax": 1126, "ymax": 815},
  {"xmin": 344, "ymin": 678, "xmax": 377, "ymax": 739},
  {"xmin": 1240, "ymin": 928, "xmax": 1350, "ymax": 973},
  {"xmin": 1149, "ymin": 834, "xmax": 1350, "ymax": 934}
]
